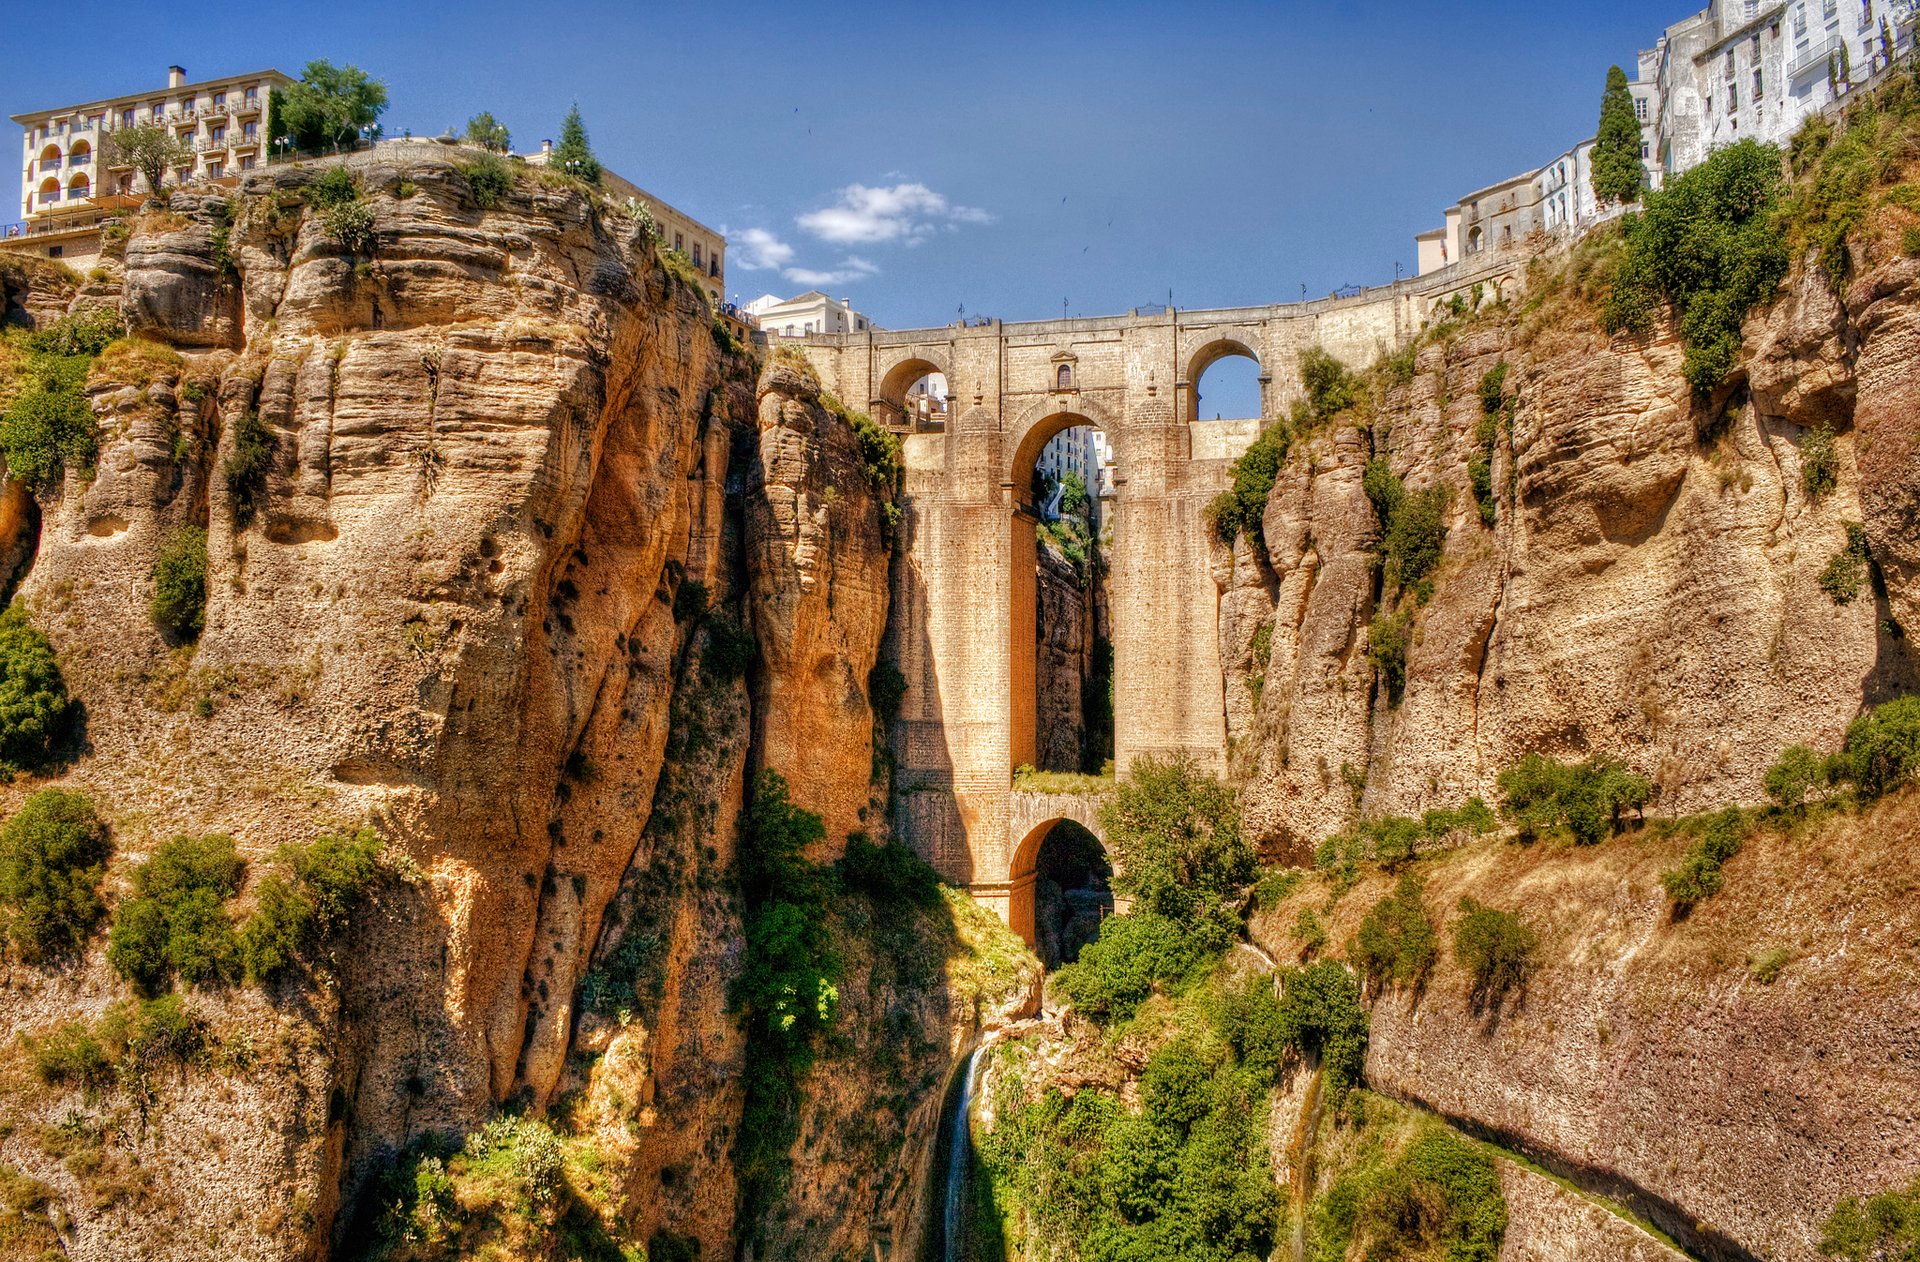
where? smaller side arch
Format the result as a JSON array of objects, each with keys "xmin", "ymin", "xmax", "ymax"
[
  {"xmin": 1185, "ymin": 337, "xmax": 1264, "ymax": 423},
  {"xmin": 1006, "ymin": 804, "xmax": 1113, "ymax": 949},
  {"xmin": 874, "ymin": 354, "xmax": 950, "ymax": 431}
]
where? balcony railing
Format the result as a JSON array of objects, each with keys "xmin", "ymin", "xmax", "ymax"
[
  {"xmin": 1788, "ymin": 33, "xmax": 1842, "ymax": 79},
  {"xmin": 38, "ymin": 158, "xmax": 61, "ymax": 173}
]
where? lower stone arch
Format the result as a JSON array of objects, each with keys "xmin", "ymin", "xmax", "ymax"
[{"xmin": 1005, "ymin": 794, "xmax": 1113, "ymax": 950}]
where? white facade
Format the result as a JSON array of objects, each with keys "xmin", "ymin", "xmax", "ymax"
[
  {"xmin": 746, "ymin": 290, "xmax": 876, "ymax": 338},
  {"xmin": 1636, "ymin": 0, "xmax": 1916, "ymax": 181}
]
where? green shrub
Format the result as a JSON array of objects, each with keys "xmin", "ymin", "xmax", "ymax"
[
  {"xmin": 0, "ymin": 348, "xmax": 97, "ymax": 487},
  {"xmin": 1424, "ymin": 797, "xmax": 1497, "ymax": 840},
  {"xmin": 1292, "ymin": 907, "xmax": 1328, "ymax": 956},
  {"xmin": 24, "ymin": 308, "xmax": 124, "ymax": 357},
  {"xmin": 1803, "ymin": 425, "xmax": 1840, "ymax": 499},
  {"xmin": 0, "ymin": 607, "xmax": 70, "ymax": 773},
  {"xmin": 1351, "ymin": 873, "xmax": 1436, "ymax": 990},
  {"xmin": 1363, "ymin": 459, "xmax": 1447, "ymax": 599},
  {"xmin": 1496, "ymin": 752, "xmax": 1651, "ymax": 845},
  {"xmin": 1299, "ymin": 347, "xmax": 1364, "ymax": 421},
  {"xmin": 1053, "ymin": 910, "xmax": 1206, "ymax": 1023},
  {"xmin": 1251, "ymin": 866, "xmax": 1302, "ymax": 910},
  {"xmin": 1276, "ymin": 960, "xmax": 1369, "ymax": 1097},
  {"xmin": 1764, "ymin": 743, "xmax": 1829, "ymax": 809},
  {"xmin": 671, "ymin": 578, "xmax": 709, "ymax": 622},
  {"xmin": 1098, "ymin": 754, "xmax": 1252, "ymax": 949},
  {"xmin": 108, "ymin": 834, "xmax": 244, "ymax": 993},
  {"xmin": 1749, "ymin": 946, "xmax": 1791, "ymax": 984},
  {"xmin": 149, "ymin": 526, "xmax": 208, "ymax": 640},
  {"xmin": 837, "ymin": 833, "xmax": 940, "ymax": 910},
  {"xmin": 1467, "ymin": 450, "xmax": 1496, "ymax": 527},
  {"xmin": 702, "ymin": 615, "xmax": 755, "ymax": 681},
  {"xmin": 459, "ymin": 152, "xmax": 513, "ymax": 210},
  {"xmin": 1333, "ymin": 1126, "xmax": 1508, "ymax": 1262},
  {"xmin": 322, "ymin": 200, "xmax": 376, "ymax": 252},
  {"xmin": 285, "ymin": 826, "xmax": 381, "ymax": 930},
  {"xmin": 0, "ymin": 790, "xmax": 109, "ymax": 963},
  {"xmin": 1831, "ymin": 693, "xmax": 1920, "ymax": 800},
  {"xmin": 306, "ymin": 166, "xmax": 359, "ymax": 210},
  {"xmin": 25, "ymin": 994, "xmax": 205, "ymax": 1093},
  {"xmin": 1452, "ymin": 898, "xmax": 1537, "ymax": 1003},
  {"xmin": 732, "ymin": 771, "xmax": 840, "ymax": 1211},
  {"xmin": 236, "ymin": 874, "xmax": 313, "ymax": 984},
  {"xmin": 223, "ymin": 411, "xmax": 274, "ymax": 528},
  {"xmin": 1367, "ymin": 606, "xmax": 1413, "ymax": 706},
  {"xmin": 1658, "ymin": 808, "xmax": 1747, "ymax": 905},
  {"xmin": 1820, "ymin": 522, "xmax": 1871, "ymax": 604},
  {"xmin": 1904, "ymin": 225, "xmax": 1920, "ymax": 258},
  {"xmin": 1601, "ymin": 140, "xmax": 1791, "ymax": 393},
  {"xmin": 26, "ymin": 1018, "xmax": 115, "ymax": 1089},
  {"xmin": 1206, "ymin": 422, "xmax": 1289, "ymax": 546},
  {"xmin": 1819, "ymin": 1174, "xmax": 1920, "ymax": 1261}
]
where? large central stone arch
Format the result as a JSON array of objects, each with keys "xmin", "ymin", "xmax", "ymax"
[{"xmin": 791, "ymin": 257, "xmax": 1520, "ymax": 931}]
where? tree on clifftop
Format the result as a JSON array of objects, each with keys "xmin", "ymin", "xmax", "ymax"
[
  {"xmin": 553, "ymin": 104, "xmax": 602, "ymax": 186},
  {"xmin": 274, "ymin": 60, "xmax": 388, "ymax": 154},
  {"xmin": 463, "ymin": 111, "xmax": 511, "ymax": 153},
  {"xmin": 104, "ymin": 125, "xmax": 192, "ymax": 200},
  {"xmin": 1593, "ymin": 65, "xmax": 1645, "ymax": 206}
]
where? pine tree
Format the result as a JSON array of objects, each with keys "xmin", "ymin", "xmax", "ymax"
[
  {"xmin": 1592, "ymin": 65, "xmax": 1644, "ymax": 206},
  {"xmin": 553, "ymin": 104, "xmax": 601, "ymax": 186}
]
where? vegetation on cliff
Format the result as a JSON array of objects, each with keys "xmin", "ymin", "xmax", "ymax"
[
  {"xmin": 0, "ymin": 308, "xmax": 121, "ymax": 488},
  {"xmin": 1592, "ymin": 65, "xmax": 1645, "ymax": 206},
  {"xmin": 0, "ymin": 608, "xmax": 73, "ymax": 773},
  {"xmin": 0, "ymin": 789, "xmax": 110, "ymax": 964}
]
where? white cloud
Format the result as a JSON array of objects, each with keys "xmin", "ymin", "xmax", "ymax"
[
  {"xmin": 797, "ymin": 182, "xmax": 992, "ymax": 245},
  {"xmin": 782, "ymin": 256, "xmax": 879, "ymax": 287},
  {"xmin": 727, "ymin": 226, "xmax": 795, "ymax": 271}
]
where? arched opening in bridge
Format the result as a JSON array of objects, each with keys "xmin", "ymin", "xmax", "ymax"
[
  {"xmin": 1011, "ymin": 414, "xmax": 1114, "ymax": 777},
  {"xmin": 875, "ymin": 357, "xmax": 948, "ymax": 432},
  {"xmin": 1190, "ymin": 340, "xmax": 1263, "ymax": 423},
  {"xmin": 1008, "ymin": 818, "xmax": 1113, "ymax": 966}
]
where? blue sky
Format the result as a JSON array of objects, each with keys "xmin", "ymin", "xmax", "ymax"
[{"xmin": 5, "ymin": 0, "xmax": 1682, "ymax": 411}]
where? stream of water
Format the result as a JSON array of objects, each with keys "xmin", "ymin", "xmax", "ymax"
[{"xmin": 943, "ymin": 1043, "xmax": 990, "ymax": 1262}]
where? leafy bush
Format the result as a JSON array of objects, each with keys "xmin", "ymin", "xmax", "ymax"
[
  {"xmin": 1098, "ymin": 754, "xmax": 1252, "ymax": 950},
  {"xmin": 1749, "ymin": 946, "xmax": 1791, "ymax": 984},
  {"xmin": 322, "ymin": 200, "xmax": 377, "ymax": 252},
  {"xmin": 1819, "ymin": 522, "xmax": 1870, "ymax": 604},
  {"xmin": 1831, "ymin": 693, "xmax": 1920, "ymax": 800},
  {"xmin": 1363, "ymin": 459, "xmax": 1447, "ymax": 600},
  {"xmin": 107, "ymin": 834, "xmax": 244, "ymax": 992},
  {"xmin": 223, "ymin": 410, "xmax": 274, "ymax": 528},
  {"xmin": 1351, "ymin": 874, "xmax": 1436, "ymax": 990},
  {"xmin": 1452, "ymin": 898, "xmax": 1538, "ymax": 1003},
  {"xmin": 1803, "ymin": 424, "xmax": 1840, "ymax": 499},
  {"xmin": 1052, "ymin": 910, "xmax": 1206, "ymax": 1023},
  {"xmin": 1496, "ymin": 753, "xmax": 1651, "ymax": 845},
  {"xmin": 26, "ymin": 995, "xmax": 204, "ymax": 1095},
  {"xmin": 236, "ymin": 874, "xmax": 313, "ymax": 984},
  {"xmin": 701, "ymin": 615, "xmax": 755, "ymax": 681},
  {"xmin": 1601, "ymin": 140, "xmax": 1791, "ymax": 393},
  {"xmin": 1, "ymin": 345, "xmax": 98, "ymax": 487},
  {"xmin": 1819, "ymin": 1174, "xmax": 1920, "ymax": 1261},
  {"xmin": 459, "ymin": 153, "xmax": 513, "ymax": 210},
  {"xmin": 1317, "ymin": 1125, "xmax": 1508, "ymax": 1262},
  {"xmin": 149, "ymin": 526, "xmax": 208, "ymax": 640},
  {"xmin": 0, "ymin": 789, "xmax": 109, "ymax": 963},
  {"xmin": 732, "ymin": 771, "xmax": 840, "ymax": 1210},
  {"xmin": 1251, "ymin": 866, "xmax": 1302, "ymax": 911},
  {"xmin": 837, "ymin": 833, "xmax": 940, "ymax": 910},
  {"xmin": 671, "ymin": 578, "xmax": 708, "ymax": 622},
  {"xmin": 0, "ymin": 616, "xmax": 68, "ymax": 769},
  {"xmin": 1276, "ymin": 960, "xmax": 1369, "ymax": 1097},
  {"xmin": 1659, "ymin": 808, "xmax": 1748, "ymax": 905},
  {"xmin": 1367, "ymin": 606, "xmax": 1413, "ymax": 706},
  {"xmin": 1206, "ymin": 422, "xmax": 1289, "ymax": 546},
  {"xmin": 1298, "ymin": 347, "xmax": 1364, "ymax": 422},
  {"xmin": 1765, "ymin": 743, "xmax": 1829, "ymax": 809},
  {"xmin": 1292, "ymin": 907, "xmax": 1328, "ymax": 956},
  {"xmin": 306, "ymin": 166, "xmax": 360, "ymax": 210}
]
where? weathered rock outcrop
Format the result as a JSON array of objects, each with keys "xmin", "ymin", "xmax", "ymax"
[
  {"xmin": 1221, "ymin": 255, "xmax": 1918, "ymax": 861},
  {"xmin": 1251, "ymin": 790, "xmax": 1920, "ymax": 1261},
  {"xmin": 0, "ymin": 146, "xmax": 997, "ymax": 1262}
]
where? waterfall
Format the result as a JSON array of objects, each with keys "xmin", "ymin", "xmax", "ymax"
[{"xmin": 943, "ymin": 1044, "xmax": 990, "ymax": 1262}]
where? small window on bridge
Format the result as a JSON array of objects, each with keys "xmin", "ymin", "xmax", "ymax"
[{"xmin": 1056, "ymin": 362, "xmax": 1074, "ymax": 390}]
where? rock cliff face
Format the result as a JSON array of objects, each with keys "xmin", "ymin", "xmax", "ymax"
[
  {"xmin": 1220, "ymin": 254, "xmax": 1918, "ymax": 861},
  {"xmin": 0, "ymin": 147, "xmax": 1007, "ymax": 1262},
  {"xmin": 1033, "ymin": 548, "xmax": 1094, "ymax": 773}
]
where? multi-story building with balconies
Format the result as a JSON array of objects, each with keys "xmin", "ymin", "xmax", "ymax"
[{"xmin": 7, "ymin": 64, "xmax": 291, "ymax": 267}]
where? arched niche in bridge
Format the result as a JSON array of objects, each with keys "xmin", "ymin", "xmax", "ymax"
[
  {"xmin": 1007, "ymin": 816, "xmax": 1114, "ymax": 961},
  {"xmin": 874, "ymin": 356, "xmax": 949, "ymax": 432},
  {"xmin": 1187, "ymin": 338, "xmax": 1264, "ymax": 423},
  {"xmin": 1007, "ymin": 407, "xmax": 1115, "ymax": 513}
]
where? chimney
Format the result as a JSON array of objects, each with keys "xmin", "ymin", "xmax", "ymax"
[{"xmin": 168, "ymin": 65, "xmax": 187, "ymax": 89}]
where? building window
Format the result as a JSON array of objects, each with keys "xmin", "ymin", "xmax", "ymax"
[
  {"xmin": 1057, "ymin": 363, "xmax": 1074, "ymax": 390},
  {"xmin": 206, "ymin": 161, "xmax": 223, "ymax": 179},
  {"xmin": 1635, "ymin": 97, "xmax": 1648, "ymax": 120},
  {"xmin": 211, "ymin": 125, "xmax": 226, "ymax": 143},
  {"xmin": 243, "ymin": 121, "xmax": 258, "ymax": 140},
  {"xmin": 122, "ymin": 108, "xmax": 137, "ymax": 127},
  {"xmin": 1726, "ymin": 49, "xmax": 1736, "ymax": 76},
  {"xmin": 1641, "ymin": 141, "xmax": 1651, "ymax": 158},
  {"xmin": 239, "ymin": 156, "xmax": 255, "ymax": 171},
  {"xmin": 213, "ymin": 92, "xmax": 227, "ymax": 108},
  {"xmin": 246, "ymin": 86, "xmax": 259, "ymax": 103},
  {"xmin": 48, "ymin": 246, "xmax": 62, "ymax": 258},
  {"xmin": 692, "ymin": 243, "xmax": 702, "ymax": 266},
  {"xmin": 674, "ymin": 232, "xmax": 684, "ymax": 251},
  {"xmin": 1755, "ymin": 68, "xmax": 1764, "ymax": 96},
  {"xmin": 1730, "ymin": 84, "xmax": 1739, "ymax": 110}
]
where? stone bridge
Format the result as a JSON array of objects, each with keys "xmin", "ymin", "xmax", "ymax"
[{"xmin": 791, "ymin": 257, "xmax": 1521, "ymax": 941}]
